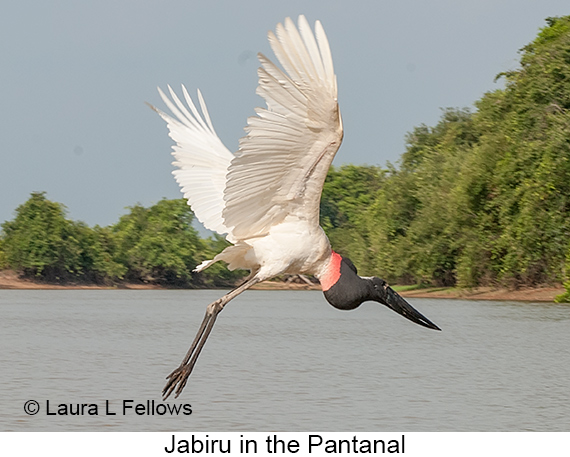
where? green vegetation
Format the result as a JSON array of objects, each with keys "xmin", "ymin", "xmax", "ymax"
[
  {"xmin": 555, "ymin": 248, "xmax": 570, "ymax": 303},
  {"xmin": 0, "ymin": 192, "xmax": 116, "ymax": 283},
  {"xmin": 321, "ymin": 17, "xmax": 570, "ymax": 291},
  {"xmin": 111, "ymin": 199, "xmax": 203, "ymax": 286},
  {"xmin": 0, "ymin": 192, "xmax": 244, "ymax": 287},
  {"xmin": 1, "ymin": 17, "xmax": 569, "ymax": 293}
]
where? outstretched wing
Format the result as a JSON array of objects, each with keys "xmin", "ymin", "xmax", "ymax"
[
  {"xmin": 222, "ymin": 15, "xmax": 343, "ymax": 240},
  {"xmin": 151, "ymin": 86, "xmax": 234, "ymax": 237}
]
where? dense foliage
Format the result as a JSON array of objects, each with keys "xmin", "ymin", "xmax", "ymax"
[
  {"xmin": 0, "ymin": 192, "xmax": 244, "ymax": 287},
  {"xmin": 555, "ymin": 248, "xmax": 570, "ymax": 302},
  {"xmin": 319, "ymin": 16, "xmax": 570, "ymax": 299},
  {"xmin": 1, "ymin": 17, "xmax": 569, "ymax": 298},
  {"xmin": 0, "ymin": 192, "xmax": 119, "ymax": 283}
]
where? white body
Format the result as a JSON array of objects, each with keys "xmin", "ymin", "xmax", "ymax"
[
  {"xmin": 153, "ymin": 16, "xmax": 343, "ymax": 285},
  {"xmin": 211, "ymin": 217, "xmax": 332, "ymax": 282}
]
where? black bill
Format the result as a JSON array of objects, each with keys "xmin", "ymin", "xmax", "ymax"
[{"xmin": 382, "ymin": 285, "xmax": 441, "ymax": 330}]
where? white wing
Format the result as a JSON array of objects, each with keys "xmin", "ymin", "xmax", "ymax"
[
  {"xmin": 222, "ymin": 15, "xmax": 344, "ymax": 240},
  {"xmin": 151, "ymin": 86, "xmax": 234, "ymax": 236}
]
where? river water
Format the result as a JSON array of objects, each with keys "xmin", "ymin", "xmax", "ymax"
[{"xmin": 1, "ymin": 289, "xmax": 569, "ymax": 431}]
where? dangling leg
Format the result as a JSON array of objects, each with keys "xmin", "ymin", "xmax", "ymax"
[{"xmin": 162, "ymin": 276, "xmax": 260, "ymax": 399}]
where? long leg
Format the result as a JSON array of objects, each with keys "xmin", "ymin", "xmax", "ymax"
[{"xmin": 162, "ymin": 276, "xmax": 260, "ymax": 400}]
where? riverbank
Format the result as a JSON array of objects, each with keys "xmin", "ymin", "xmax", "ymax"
[
  {"xmin": 0, "ymin": 270, "xmax": 318, "ymax": 291},
  {"xmin": 0, "ymin": 270, "xmax": 564, "ymax": 302},
  {"xmin": 0, "ymin": 270, "xmax": 162, "ymax": 290},
  {"xmin": 394, "ymin": 285, "xmax": 565, "ymax": 302},
  {"xmin": 259, "ymin": 282, "xmax": 566, "ymax": 302}
]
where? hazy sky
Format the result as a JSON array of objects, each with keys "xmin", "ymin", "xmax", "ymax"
[{"xmin": 1, "ymin": 1, "xmax": 568, "ymax": 228}]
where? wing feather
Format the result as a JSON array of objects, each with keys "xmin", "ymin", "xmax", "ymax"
[
  {"xmin": 154, "ymin": 16, "xmax": 342, "ymax": 244},
  {"xmin": 223, "ymin": 16, "xmax": 343, "ymax": 240},
  {"xmin": 151, "ymin": 86, "xmax": 234, "ymax": 237},
  {"xmin": 298, "ymin": 15, "xmax": 326, "ymax": 81}
]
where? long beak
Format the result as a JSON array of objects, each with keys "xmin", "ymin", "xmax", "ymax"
[{"xmin": 382, "ymin": 285, "xmax": 441, "ymax": 330}]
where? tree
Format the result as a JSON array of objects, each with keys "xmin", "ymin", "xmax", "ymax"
[
  {"xmin": 0, "ymin": 192, "xmax": 122, "ymax": 282},
  {"xmin": 320, "ymin": 165, "xmax": 384, "ymax": 274},
  {"xmin": 0, "ymin": 238, "xmax": 7, "ymax": 270},
  {"xmin": 362, "ymin": 17, "xmax": 570, "ymax": 288},
  {"xmin": 555, "ymin": 246, "xmax": 570, "ymax": 303},
  {"xmin": 0, "ymin": 193, "xmax": 245, "ymax": 287},
  {"xmin": 111, "ymin": 199, "xmax": 209, "ymax": 286},
  {"xmin": 360, "ymin": 109, "xmax": 480, "ymax": 286},
  {"xmin": 467, "ymin": 16, "xmax": 570, "ymax": 286}
]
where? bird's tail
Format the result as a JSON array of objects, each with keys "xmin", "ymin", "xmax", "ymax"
[
  {"xmin": 194, "ymin": 242, "xmax": 254, "ymax": 273},
  {"xmin": 193, "ymin": 258, "xmax": 217, "ymax": 273}
]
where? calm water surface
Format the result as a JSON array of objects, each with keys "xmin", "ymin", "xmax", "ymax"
[{"xmin": 1, "ymin": 289, "xmax": 569, "ymax": 431}]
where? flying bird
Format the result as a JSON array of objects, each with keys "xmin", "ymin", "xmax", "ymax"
[{"xmin": 152, "ymin": 15, "xmax": 440, "ymax": 399}]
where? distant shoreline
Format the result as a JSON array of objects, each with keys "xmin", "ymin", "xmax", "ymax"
[
  {"xmin": 0, "ymin": 270, "xmax": 564, "ymax": 302},
  {"xmin": 395, "ymin": 285, "xmax": 564, "ymax": 303}
]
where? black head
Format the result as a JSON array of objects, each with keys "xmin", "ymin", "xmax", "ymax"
[{"xmin": 323, "ymin": 256, "xmax": 440, "ymax": 330}]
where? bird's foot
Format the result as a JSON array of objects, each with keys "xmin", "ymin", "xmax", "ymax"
[
  {"xmin": 162, "ymin": 306, "xmax": 220, "ymax": 400},
  {"xmin": 161, "ymin": 277, "xmax": 260, "ymax": 400},
  {"xmin": 163, "ymin": 364, "xmax": 193, "ymax": 400}
]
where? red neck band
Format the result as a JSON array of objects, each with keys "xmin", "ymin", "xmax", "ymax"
[{"xmin": 320, "ymin": 251, "xmax": 342, "ymax": 291}]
